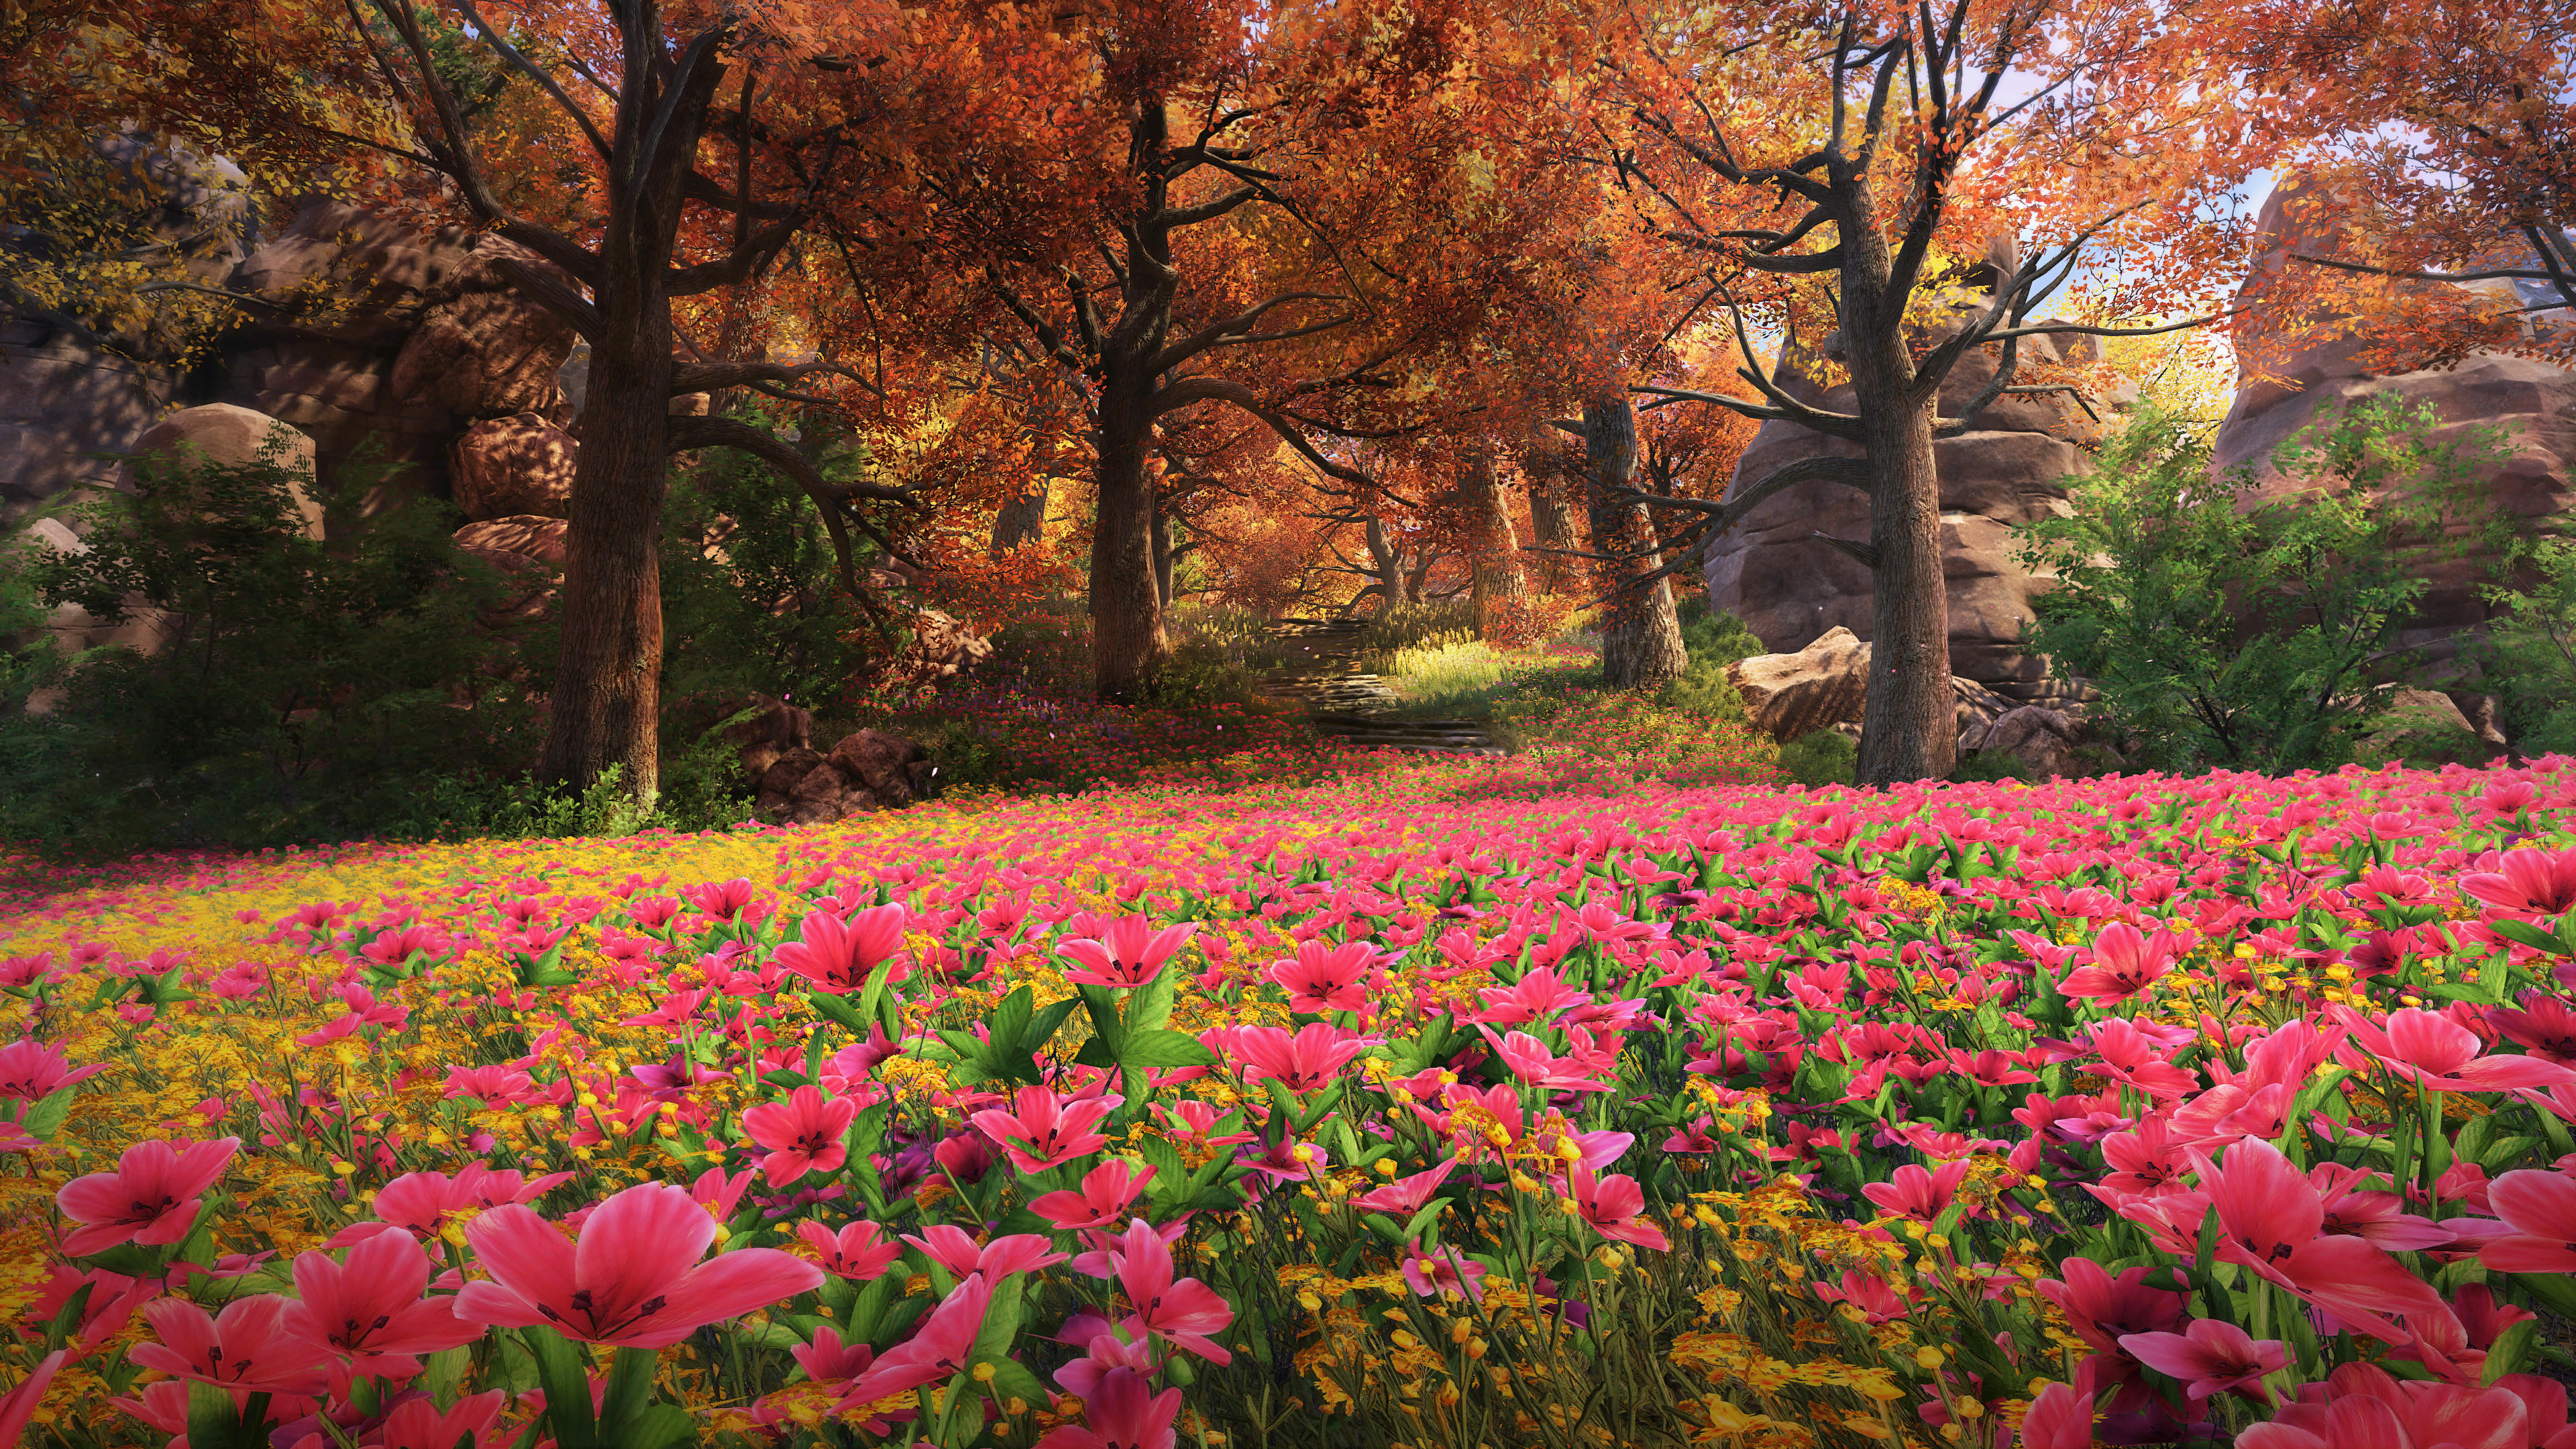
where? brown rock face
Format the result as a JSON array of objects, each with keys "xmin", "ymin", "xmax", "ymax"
[
  {"xmin": 1964, "ymin": 705, "xmax": 2084, "ymax": 778},
  {"xmin": 1701, "ymin": 288, "xmax": 2108, "ymax": 702},
  {"xmin": 389, "ymin": 237, "xmax": 578, "ymax": 421},
  {"xmin": 2211, "ymin": 177, "xmax": 2576, "ymax": 678},
  {"xmin": 753, "ymin": 731, "xmax": 939, "ymax": 825},
  {"xmin": 722, "ymin": 696, "xmax": 814, "ymax": 780},
  {"xmin": 1727, "ymin": 627, "xmax": 1872, "ymax": 740},
  {"xmin": 452, "ymin": 415, "xmax": 576, "ymax": 521},
  {"xmin": 453, "ymin": 515, "xmax": 569, "ymax": 569},
  {"xmin": 126, "ymin": 405, "xmax": 325, "ymax": 539}
]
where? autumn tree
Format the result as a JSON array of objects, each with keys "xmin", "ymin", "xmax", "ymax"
[
  {"xmin": 1601, "ymin": 0, "xmax": 2271, "ymax": 782},
  {"xmin": 2222, "ymin": 0, "xmax": 2574, "ymax": 370}
]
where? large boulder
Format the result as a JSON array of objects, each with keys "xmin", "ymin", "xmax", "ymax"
[
  {"xmin": 1702, "ymin": 240, "xmax": 2113, "ymax": 703},
  {"xmin": 1962, "ymin": 705, "xmax": 2085, "ymax": 778},
  {"xmin": 453, "ymin": 515, "xmax": 568, "ymax": 569},
  {"xmin": 722, "ymin": 696, "xmax": 814, "ymax": 780},
  {"xmin": 753, "ymin": 730, "xmax": 938, "ymax": 825},
  {"xmin": 125, "ymin": 405, "xmax": 324, "ymax": 539},
  {"xmin": 389, "ymin": 237, "xmax": 578, "ymax": 421},
  {"xmin": 2212, "ymin": 173, "xmax": 2576, "ymax": 678},
  {"xmin": 1726, "ymin": 627, "xmax": 1872, "ymax": 740},
  {"xmin": 0, "ymin": 131, "xmax": 256, "ymax": 527},
  {"xmin": 452, "ymin": 414, "xmax": 577, "ymax": 521}
]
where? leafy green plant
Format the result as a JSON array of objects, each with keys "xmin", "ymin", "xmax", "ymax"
[
  {"xmin": 2016, "ymin": 398, "xmax": 2514, "ymax": 774},
  {"xmin": 1658, "ymin": 597, "xmax": 1768, "ymax": 724},
  {"xmin": 1777, "ymin": 729, "xmax": 1857, "ymax": 787},
  {"xmin": 2477, "ymin": 535, "xmax": 2576, "ymax": 755},
  {"xmin": 0, "ymin": 436, "xmax": 535, "ymax": 847}
]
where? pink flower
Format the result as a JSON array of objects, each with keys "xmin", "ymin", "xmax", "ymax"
[
  {"xmin": 774, "ymin": 905, "xmax": 909, "ymax": 994},
  {"xmin": 2463, "ymin": 847, "xmax": 2576, "ymax": 914},
  {"xmin": 1401, "ymin": 1244, "xmax": 1488, "ymax": 1302},
  {"xmin": 378, "ymin": 1391, "xmax": 511, "ymax": 1449},
  {"xmin": 2339, "ymin": 1006, "xmax": 2576, "ymax": 1093},
  {"xmin": 2469, "ymin": 1168, "xmax": 2576, "ymax": 1274},
  {"xmin": 130, "ymin": 1293, "xmax": 335, "ymax": 1397},
  {"xmin": 1030, "ymin": 1160, "xmax": 1159, "ymax": 1230},
  {"xmin": 281, "ymin": 1228, "xmax": 481, "ymax": 1376},
  {"xmin": 0, "ymin": 1038, "xmax": 108, "ymax": 1100},
  {"xmin": 2119, "ymin": 1318, "xmax": 2286, "ymax": 1402},
  {"xmin": 1267, "ymin": 940, "xmax": 1378, "ymax": 1013},
  {"xmin": 742, "ymin": 1085, "xmax": 859, "ymax": 1185},
  {"xmin": 2058, "ymin": 922, "xmax": 2183, "ymax": 1006},
  {"xmin": 902, "ymin": 1224, "xmax": 1069, "ymax": 1280},
  {"xmin": 0, "ymin": 1352, "xmax": 67, "ymax": 1449},
  {"xmin": 1350, "ymin": 1158, "xmax": 1457, "ymax": 1216},
  {"xmin": 796, "ymin": 1220, "xmax": 905, "ymax": 1280},
  {"xmin": 2017, "ymin": 1372, "xmax": 2096, "ymax": 1449},
  {"xmin": 1470, "ymin": 965, "xmax": 1590, "ymax": 1026},
  {"xmin": 2239, "ymin": 1368, "xmax": 2529, "ymax": 1449},
  {"xmin": 55, "ymin": 1136, "xmax": 239, "ymax": 1256},
  {"xmin": 1059, "ymin": 916, "xmax": 1197, "ymax": 988},
  {"xmin": 1103, "ymin": 1217, "xmax": 1234, "ymax": 1363},
  {"xmin": 680, "ymin": 877, "xmax": 759, "ymax": 921},
  {"xmin": 1569, "ymin": 1168, "xmax": 1670, "ymax": 1250},
  {"xmin": 836, "ymin": 1274, "xmax": 993, "ymax": 1408},
  {"xmin": 790, "ymin": 1322, "xmax": 875, "ymax": 1385},
  {"xmin": 2489, "ymin": 992, "xmax": 2576, "ymax": 1064},
  {"xmin": 1233, "ymin": 1023, "xmax": 1370, "ymax": 1092},
  {"xmin": 456, "ymin": 1181, "xmax": 822, "ymax": 1348},
  {"xmin": 1860, "ymin": 1160, "xmax": 1970, "ymax": 1221},
  {"xmin": 339, "ymin": 1163, "xmax": 572, "ymax": 1245},
  {"xmin": 968, "ymin": 1085, "xmax": 1121, "ymax": 1174},
  {"xmin": 1035, "ymin": 1366, "xmax": 1181, "ymax": 1449}
]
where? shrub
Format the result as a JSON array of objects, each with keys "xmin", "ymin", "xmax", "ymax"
[
  {"xmin": 2477, "ymin": 535, "xmax": 2576, "ymax": 755},
  {"xmin": 2016, "ymin": 398, "xmax": 2514, "ymax": 774},
  {"xmin": 1658, "ymin": 597, "xmax": 1769, "ymax": 724},
  {"xmin": 0, "ymin": 437, "xmax": 535, "ymax": 847},
  {"xmin": 1776, "ymin": 729, "xmax": 1856, "ymax": 786}
]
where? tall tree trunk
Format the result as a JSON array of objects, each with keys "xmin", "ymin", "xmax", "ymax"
[
  {"xmin": 1522, "ymin": 442, "xmax": 1582, "ymax": 591},
  {"xmin": 1090, "ymin": 372, "xmax": 1167, "ymax": 700},
  {"xmin": 991, "ymin": 479, "xmax": 1049, "ymax": 554},
  {"xmin": 1584, "ymin": 398, "xmax": 1685, "ymax": 691},
  {"xmin": 1150, "ymin": 494, "xmax": 1175, "ymax": 608},
  {"xmin": 1838, "ymin": 182, "xmax": 1957, "ymax": 785},
  {"xmin": 536, "ymin": 232, "xmax": 678, "ymax": 804},
  {"xmin": 1364, "ymin": 515, "xmax": 1413, "ymax": 612},
  {"xmin": 1460, "ymin": 447, "xmax": 1525, "ymax": 635}
]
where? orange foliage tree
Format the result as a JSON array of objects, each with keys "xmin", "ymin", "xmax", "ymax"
[{"xmin": 1598, "ymin": 0, "xmax": 2279, "ymax": 782}]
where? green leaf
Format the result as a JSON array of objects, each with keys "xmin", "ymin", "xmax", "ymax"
[
  {"xmin": 523, "ymin": 1328, "xmax": 599, "ymax": 1449},
  {"xmin": 1118, "ymin": 1030, "xmax": 1217, "ymax": 1071},
  {"xmin": 17, "ymin": 1087, "xmax": 75, "ymax": 1142},
  {"xmin": 2482, "ymin": 919, "xmax": 2564, "ymax": 957}
]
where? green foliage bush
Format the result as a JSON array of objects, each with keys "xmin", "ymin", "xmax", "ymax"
[
  {"xmin": 2477, "ymin": 537, "xmax": 2576, "ymax": 756},
  {"xmin": 2017, "ymin": 398, "xmax": 2514, "ymax": 775},
  {"xmin": 659, "ymin": 409, "xmax": 877, "ymax": 715},
  {"xmin": 1777, "ymin": 729, "xmax": 1856, "ymax": 787},
  {"xmin": 0, "ymin": 439, "xmax": 541, "ymax": 847},
  {"xmin": 1658, "ymin": 596, "xmax": 1768, "ymax": 723}
]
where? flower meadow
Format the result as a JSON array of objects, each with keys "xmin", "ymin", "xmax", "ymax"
[{"xmin": 11, "ymin": 762, "xmax": 2576, "ymax": 1449}]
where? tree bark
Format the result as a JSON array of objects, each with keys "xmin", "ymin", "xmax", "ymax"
[
  {"xmin": 1460, "ymin": 447, "xmax": 1526, "ymax": 636},
  {"xmin": 1091, "ymin": 365, "xmax": 1168, "ymax": 699},
  {"xmin": 1835, "ymin": 178, "xmax": 1957, "ymax": 786},
  {"xmin": 1583, "ymin": 398, "xmax": 1685, "ymax": 691},
  {"xmin": 1522, "ymin": 441, "xmax": 1582, "ymax": 591},
  {"xmin": 1150, "ymin": 493, "xmax": 1177, "ymax": 608},
  {"xmin": 1364, "ymin": 514, "xmax": 1414, "ymax": 611}
]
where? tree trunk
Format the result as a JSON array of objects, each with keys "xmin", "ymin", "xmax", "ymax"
[
  {"xmin": 1837, "ymin": 180, "xmax": 1957, "ymax": 785},
  {"xmin": 1090, "ymin": 374, "xmax": 1167, "ymax": 700},
  {"xmin": 1150, "ymin": 494, "xmax": 1176, "ymax": 608},
  {"xmin": 1461, "ymin": 447, "xmax": 1526, "ymax": 636},
  {"xmin": 991, "ymin": 479, "xmax": 1049, "ymax": 554},
  {"xmin": 536, "ymin": 257, "xmax": 676, "ymax": 804},
  {"xmin": 1584, "ymin": 398, "xmax": 1685, "ymax": 691},
  {"xmin": 1524, "ymin": 446, "xmax": 1582, "ymax": 592},
  {"xmin": 1364, "ymin": 514, "xmax": 1413, "ymax": 612}
]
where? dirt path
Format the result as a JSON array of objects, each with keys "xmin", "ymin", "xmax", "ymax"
[{"xmin": 1254, "ymin": 618, "xmax": 1504, "ymax": 757}]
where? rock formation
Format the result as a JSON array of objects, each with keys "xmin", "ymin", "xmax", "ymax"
[
  {"xmin": 452, "ymin": 415, "xmax": 578, "ymax": 521},
  {"xmin": 1701, "ymin": 245, "xmax": 2116, "ymax": 704},
  {"xmin": 754, "ymin": 730, "xmax": 940, "ymax": 825},
  {"xmin": 2210, "ymin": 174, "xmax": 2576, "ymax": 680}
]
